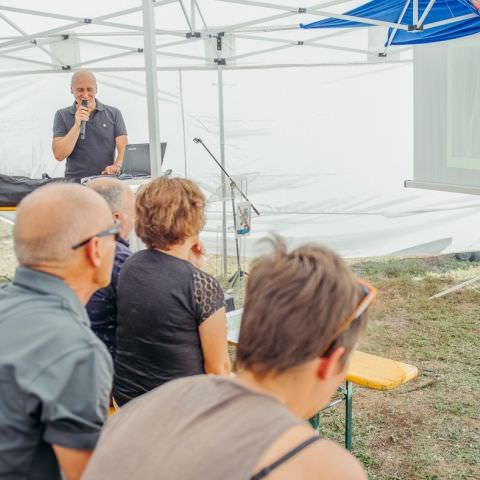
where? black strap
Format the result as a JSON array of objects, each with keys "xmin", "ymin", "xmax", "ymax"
[{"xmin": 250, "ymin": 435, "xmax": 320, "ymax": 480}]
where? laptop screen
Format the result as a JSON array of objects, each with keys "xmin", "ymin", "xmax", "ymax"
[{"xmin": 121, "ymin": 143, "xmax": 167, "ymax": 176}]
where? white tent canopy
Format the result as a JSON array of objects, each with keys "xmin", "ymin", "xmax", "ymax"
[{"xmin": 1, "ymin": 0, "xmax": 480, "ymax": 264}]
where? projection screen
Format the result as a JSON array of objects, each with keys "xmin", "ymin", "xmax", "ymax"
[{"xmin": 407, "ymin": 35, "xmax": 480, "ymax": 195}]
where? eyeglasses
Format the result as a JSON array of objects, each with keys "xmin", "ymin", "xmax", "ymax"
[
  {"xmin": 71, "ymin": 220, "xmax": 120, "ymax": 250},
  {"xmin": 322, "ymin": 278, "xmax": 377, "ymax": 357},
  {"xmin": 340, "ymin": 278, "xmax": 377, "ymax": 333}
]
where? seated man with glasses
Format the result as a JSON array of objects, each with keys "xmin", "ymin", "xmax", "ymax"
[
  {"xmin": 84, "ymin": 237, "xmax": 375, "ymax": 480},
  {"xmin": 0, "ymin": 183, "xmax": 117, "ymax": 480}
]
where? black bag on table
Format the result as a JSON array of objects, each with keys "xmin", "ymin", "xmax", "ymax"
[{"xmin": 0, "ymin": 174, "xmax": 65, "ymax": 207}]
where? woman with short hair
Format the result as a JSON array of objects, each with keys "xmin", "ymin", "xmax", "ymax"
[
  {"xmin": 113, "ymin": 176, "xmax": 230, "ymax": 406},
  {"xmin": 85, "ymin": 237, "xmax": 374, "ymax": 480}
]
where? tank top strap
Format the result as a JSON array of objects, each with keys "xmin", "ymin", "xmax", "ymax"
[{"xmin": 250, "ymin": 435, "xmax": 320, "ymax": 480}]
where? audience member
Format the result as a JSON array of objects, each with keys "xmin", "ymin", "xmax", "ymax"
[
  {"xmin": 113, "ymin": 176, "xmax": 230, "ymax": 406},
  {"xmin": 0, "ymin": 184, "xmax": 117, "ymax": 480},
  {"xmin": 84, "ymin": 238, "xmax": 375, "ymax": 480},
  {"xmin": 86, "ymin": 177, "xmax": 134, "ymax": 358}
]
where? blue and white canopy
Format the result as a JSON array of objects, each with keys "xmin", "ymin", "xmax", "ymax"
[{"xmin": 301, "ymin": 0, "xmax": 480, "ymax": 45}]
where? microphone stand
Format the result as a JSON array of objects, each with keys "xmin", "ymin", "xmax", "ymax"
[{"xmin": 193, "ymin": 137, "xmax": 260, "ymax": 287}]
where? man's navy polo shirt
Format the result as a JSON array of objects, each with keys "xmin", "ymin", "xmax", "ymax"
[
  {"xmin": 53, "ymin": 99, "xmax": 127, "ymax": 181},
  {"xmin": 0, "ymin": 267, "xmax": 113, "ymax": 479},
  {"xmin": 87, "ymin": 237, "xmax": 132, "ymax": 358}
]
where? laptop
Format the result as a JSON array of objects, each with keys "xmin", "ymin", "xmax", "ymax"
[
  {"xmin": 121, "ymin": 142, "xmax": 167, "ymax": 177},
  {"xmin": 81, "ymin": 142, "xmax": 167, "ymax": 184}
]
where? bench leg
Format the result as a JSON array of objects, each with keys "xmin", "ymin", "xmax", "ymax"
[
  {"xmin": 345, "ymin": 380, "xmax": 353, "ymax": 451},
  {"xmin": 308, "ymin": 412, "xmax": 321, "ymax": 431}
]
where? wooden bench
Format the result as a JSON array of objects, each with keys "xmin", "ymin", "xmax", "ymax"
[{"xmin": 226, "ymin": 309, "xmax": 419, "ymax": 450}]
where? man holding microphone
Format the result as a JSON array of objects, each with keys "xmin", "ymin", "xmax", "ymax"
[{"xmin": 52, "ymin": 70, "xmax": 128, "ymax": 182}]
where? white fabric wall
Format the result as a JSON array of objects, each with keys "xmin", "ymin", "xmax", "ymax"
[
  {"xmin": 414, "ymin": 34, "xmax": 480, "ymax": 190},
  {"xmin": 186, "ymin": 64, "xmax": 480, "ymax": 257},
  {"xmin": 2, "ymin": 1, "xmax": 480, "ymax": 258},
  {"xmin": 2, "ymin": 62, "xmax": 480, "ymax": 258}
]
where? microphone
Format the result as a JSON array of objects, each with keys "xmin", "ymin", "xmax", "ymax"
[
  {"xmin": 80, "ymin": 99, "xmax": 88, "ymax": 140},
  {"xmin": 193, "ymin": 137, "xmax": 201, "ymax": 144}
]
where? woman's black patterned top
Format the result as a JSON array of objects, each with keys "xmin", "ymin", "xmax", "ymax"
[{"xmin": 113, "ymin": 249, "xmax": 224, "ymax": 406}]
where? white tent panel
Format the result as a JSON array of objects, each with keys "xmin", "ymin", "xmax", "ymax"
[
  {"xmin": 0, "ymin": 1, "xmax": 478, "ymax": 259},
  {"xmin": 410, "ymin": 33, "xmax": 480, "ymax": 194}
]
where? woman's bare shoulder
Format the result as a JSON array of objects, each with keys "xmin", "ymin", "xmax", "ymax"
[{"xmin": 253, "ymin": 424, "xmax": 367, "ymax": 480}]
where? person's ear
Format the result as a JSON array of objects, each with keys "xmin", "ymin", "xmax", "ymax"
[
  {"xmin": 316, "ymin": 346, "xmax": 346, "ymax": 381},
  {"xmin": 85, "ymin": 237, "xmax": 102, "ymax": 268}
]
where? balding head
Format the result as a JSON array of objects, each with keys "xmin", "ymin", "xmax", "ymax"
[
  {"xmin": 70, "ymin": 70, "xmax": 97, "ymax": 106},
  {"xmin": 71, "ymin": 70, "xmax": 97, "ymax": 88},
  {"xmin": 87, "ymin": 178, "xmax": 135, "ymax": 240},
  {"xmin": 14, "ymin": 183, "xmax": 113, "ymax": 267}
]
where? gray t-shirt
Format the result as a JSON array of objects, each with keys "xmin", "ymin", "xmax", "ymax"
[
  {"xmin": 52, "ymin": 99, "xmax": 127, "ymax": 181},
  {"xmin": 83, "ymin": 376, "xmax": 303, "ymax": 480},
  {"xmin": 0, "ymin": 267, "xmax": 113, "ymax": 479}
]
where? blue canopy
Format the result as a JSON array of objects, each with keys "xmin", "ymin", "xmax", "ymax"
[{"xmin": 300, "ymin": 0, "xmax": 480, "ymax": 45}]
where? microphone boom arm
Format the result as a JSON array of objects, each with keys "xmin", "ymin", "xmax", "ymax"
[{"xmin": 192, "ymin": 137, "xmax": 260, "ymax": 216}]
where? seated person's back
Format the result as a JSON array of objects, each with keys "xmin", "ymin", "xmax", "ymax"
[
  {"xmin": 0, "ymin": 183, "xmax": 116, "ymax": 479},
  {"xmin": 114, "ymin": 249, "xmax": 223, "ymax": 404},
  {"xmin": 84, "ymin": 238, "xmax": 375, "ymax": 480},
  {"xmin": 85, "ymin": 177, "xmax": 135, "ymax": 358},
  {"xmin": 113, "ymin": 176, "xmax": 229, "ymax": 406}
]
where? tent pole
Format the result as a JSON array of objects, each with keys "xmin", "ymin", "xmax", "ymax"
[
  {"xmin": 142, "ymin": 0, "xmax": 162, "ymax": 176},
  {"xmin": 217, "ymin": 65, "xmax": 228, "ymax": 277},
  {"xmin": 386, "ymin": 0, "xmax": 411, "ymax": 49},
  {"xmin": 179, "ymin": 70, "xmax": 188, "ymax": 176},
  {"xmin": 418, "ymin": 0, "xmax": 437, "ymax": 27},
  {"xmin": 191, "ymin": 0, "xmax": 196, "ymax": 31},
  {"xmin": 413, "ymin": 0, "xmax": 419, "ymax": 25}
]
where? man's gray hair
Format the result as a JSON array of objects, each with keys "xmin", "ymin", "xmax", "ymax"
[
  {"xmin": 87, "ymin": 177, "xmax": 131, "ymax": 214},
  {"xmin": 89, "ymin": 181, "xmax": 124, "ymax": 213}
]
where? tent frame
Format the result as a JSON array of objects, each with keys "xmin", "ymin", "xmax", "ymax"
[{"xmin": 0, "ymin": 0, "xmax": 414, "ymax": 274}]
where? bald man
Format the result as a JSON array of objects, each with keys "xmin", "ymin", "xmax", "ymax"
[
  {"xmin": 86, "ymin": 177, "xmax": 135, "ymax": 358},
  {"xmin": 52, "ymin": 70, "xmax": 128, "ymax": 182},
  {"xmin": 0, "ymin": 183, "xmax": 117, "ymax": 480}
]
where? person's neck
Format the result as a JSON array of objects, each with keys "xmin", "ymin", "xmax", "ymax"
[
  {"xmin": 235, "ymin": 369, "xmax": 313, "ymax": 419},
  {"xmin": 30, "ymin": 264, "xmax": 97, "ymax": 305},
  {"xmin": 156, "ymin": 241, "xmax": 192, "ymax": 262}
]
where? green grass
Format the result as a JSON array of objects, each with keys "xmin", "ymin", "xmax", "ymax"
[
  {"xmin": 0, "ymin": 221, "xmax": 15, "ymax": 281},
  {"xmin": 221, "ymin": 255, "xmax": 480, "ymax": 480}
]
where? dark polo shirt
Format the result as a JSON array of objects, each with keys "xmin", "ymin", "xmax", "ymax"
[
  {"xmin": 86, "ymin": 237, "xmax": 132, "ymax": 358},
  {"xmin": 0, "ymin": 267, "xmax": 113, "ymax": 479},
  {"xmin": 53, "ymin": 99, "xmax": 127, "ymax": 181}
]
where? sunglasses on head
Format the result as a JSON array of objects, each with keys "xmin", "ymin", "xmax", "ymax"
[
  {"xmin": 71, "ymin": 220, "xmax": 120, "ymax": 250},
  {"xmin": 322, "ymin": 278, "xmax": 377, "ymax": 357}
]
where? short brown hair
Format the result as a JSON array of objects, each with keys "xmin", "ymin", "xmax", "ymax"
[
  {"xmin": 236, "ymin": 237, "xmax": 369, "ymax": 376},
  {"xmin": 135, "ymin": 177, "xmax": 206, "ymax": 250}
]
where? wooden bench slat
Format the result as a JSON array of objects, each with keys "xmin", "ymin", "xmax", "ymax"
[{"xmin": 347, "ymin": 351, "xmax": 419, "ymax": 390}]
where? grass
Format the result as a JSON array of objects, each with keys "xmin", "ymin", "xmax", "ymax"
[
  {"xmin": 219, "ymin": 256, "xmax": 480, "ymax": 480},
  {"xmin": 0, "ymin": 221, "xmax": 15, "ymax": 281}
]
